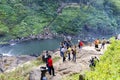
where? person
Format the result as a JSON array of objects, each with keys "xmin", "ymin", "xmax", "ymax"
[
  {"xmin": 42, "ymin": 54, "xmax": 45, "ymax": 62},
  {"xmin": 94, "ymin": 56, "xmax": 99, "ymax": 66},
  {"xmin": 101, "ymin": 38, "xmax": 106, "ymax": 49},
  {"xmin": 63, "ymin": 40, "xmax": 69, "ymax": 49},
  {"xmin": 78, "ymin": 40, "xmax": 84, "ymax": 49},
  {"xmin": 61, "ymin": 46, "xmax": 67, "ymax": 62},
  {"xmin": 60, "ymin": 42, "xmax": 64, "ymax": 57},
  {"xmin": 72, "ymin": 46, "xmax": 77, "ymax": 62},
  {"xmin": 89, "ymin": 57, "xmax": 95, "ymax": 70},
  {"xmin": 89, "ymin": 56, "xmax": 99, "ymax": 70},
  {"xmin": 45, "ymin": 51, "xmax": 49, "ymax": 63},
  {"xmin": 42, "ymin": 51, "xmax": 49, "ymax": 63},
  {"xmin": 67, "ymin": 46, "xmax": 71, "ymax": 61},
  {"xmin": 47, "ymin": 55, "xmax": 55, "ymax": 76},
  {"xmin": 94, "ymin": 38, "xmax": 99, "ymax": 48}
]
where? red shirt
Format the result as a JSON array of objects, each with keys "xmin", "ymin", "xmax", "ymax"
[
  {"xmin": 79, "ymin": 41, "xmax": 84, "ymax": 46},
  {"xmin": 47, "ymin": 58, "xmax": 53, "ymax": 67}
]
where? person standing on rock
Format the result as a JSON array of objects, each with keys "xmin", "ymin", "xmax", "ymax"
[
  {"xmin": 61, "ymin": 46, "xmax": 67, "ymax": 62},
  {"xmin": 47, "ymin": 55, "xmax": 55, "ymax": 76},
  {"xmin": 100, "ymin": 38, "xmax": 106, "ymax": 49},
  {"xmin": 78, "ymin": 40, "xmax": 84, "ymax": 49},
  {"xmin": 60, "ymin": 42, "xmax": 64, "ymax": 57},
  {"xmin": 67, "ymin": 46, "xmax": 72, "ymax": 61},
  {"xmin": 94, "ymin": 38, "xmax": 99, "ymax": 48},
  {"xmin": 72, "ymin": 45, "xmax": 77, "ymax": 62},
  {"xmin": 44, "ymin": 51, "xmax": 50, "ymax": 68}
]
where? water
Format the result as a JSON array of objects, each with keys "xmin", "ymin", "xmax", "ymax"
[
  {"xmin": 0, "ymin": 35, "xmax": 113, "ymax": 56},
  {"xmin": 0, "ymin": 38, "xmax": 78, "ymax": 56},
  {"xmin": 0, "ymin": 38, "xmax": 63, "ymax": 56}
]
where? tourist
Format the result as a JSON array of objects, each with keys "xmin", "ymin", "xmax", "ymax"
[
  {"xmin": 72, "ymin": 45, "xmax": 77, "ymax": 62},
  {"xmin": 67, "ymin": 46, "xmax": 72, "ymax": 61},
  {"xmin": 60, "ymin": 42, "xmax": 64, "ymax": 57},
  {"xmin": 94, "ymin": 38, "xmax": 99, "ymax": 48},
  {"xmin": 78, "ymin": 40, "xmax": 84, "ymax": 49},
  {"xmin": 100, "ymin": 38, "xmax": 106, "ymax": 49},
  {"xmin": 94, "ymin": 56, "xmax": 99, "ymax": 66},
  {"xmin": 47, "ymin": 55, "xmax": 55, "ymax": 76},
  {"xmin": 61, "ymin": 46, "xmax": 67, "ymax": 62}
]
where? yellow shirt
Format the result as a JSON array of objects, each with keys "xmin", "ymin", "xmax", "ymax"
[{"xmin": 68, "ymin": 47, "xmax": 71, "ymax": 52}]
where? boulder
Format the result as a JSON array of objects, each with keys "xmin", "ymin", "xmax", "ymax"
[{"xmin": 29, "ymin": 69, "xmax": 41, "ymax": 80}]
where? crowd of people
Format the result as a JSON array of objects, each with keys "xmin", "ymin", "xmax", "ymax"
[
  {"xmin": 59, "ymin": 39, "xmax": 84, "ymax": 62},
  {"xmin": 41, "ymin": 37, "xmax": 107, "ymax": 78}
]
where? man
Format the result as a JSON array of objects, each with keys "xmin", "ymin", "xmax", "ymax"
[
  {"xmin": 78, "ymin": 40, "xmax": 84, "ymax": 49},
  {"xmin": 101, "ymin": 38, "xmax": 106, "ymax": 49},
  {"xmin": 94, "ymin": 39, "xmax": 99, "ymax": 48},
  {"xmin": 47, "ymin": 55, "xmax": 55, "ymax": 76}
]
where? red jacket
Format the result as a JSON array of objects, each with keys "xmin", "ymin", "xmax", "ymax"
[{"xmin": 47, "ymin": 58, "xmax": 53, "ymax": 67}]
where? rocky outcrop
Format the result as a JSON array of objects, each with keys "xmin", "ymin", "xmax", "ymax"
[
  {"xmin": 0, "ymin": 55, "xmax": 36, "ymax": 73},
  {"xmin": 28, "ymin": 45, "xmax": 106, "ymax": 80}
]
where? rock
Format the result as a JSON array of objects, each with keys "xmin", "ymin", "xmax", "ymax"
[
  {"xmin": 17, "ymin": 55, "xmax": 36, "ymax": 62},
  {"xmin": 49, "ymin": 74, "xmax": 62, "ymax": 80},
  {"xmin": 58, "ymin": 67, "xmax": 67, "ymax": 72},
  {"xmin": 29, "ymin": 69, "xmax": 41, "ymax": 80},
  {"xmin": 63, "ymin": 70, "xmax": 71, "ymax": 74}
]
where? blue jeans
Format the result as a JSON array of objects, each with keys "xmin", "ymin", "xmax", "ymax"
[{"xmin": 68, "ymin": 53, "xmax": 71, "ymax": 60}]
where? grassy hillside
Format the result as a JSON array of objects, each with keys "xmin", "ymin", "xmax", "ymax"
[
  {"xmin": 0, "ymin": 0, "xmax": 120, "ymax": 41},
  {"xmin": 85, "ymin": 38, "xmax": 120, "ymax": 80}
]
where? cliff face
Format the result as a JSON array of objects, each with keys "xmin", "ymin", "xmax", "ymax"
[{"xmin": 0, "ymin": 0, "xmax": 120, "ymax": 41}]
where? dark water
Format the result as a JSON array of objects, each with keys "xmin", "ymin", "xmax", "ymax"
[
  {"xmin": 0, "ymin": 38, "xmax": 77, "ymax": 56},
  {"xmin": 0, "ymin": 34, "xmax": 114, "ymax": 56}
]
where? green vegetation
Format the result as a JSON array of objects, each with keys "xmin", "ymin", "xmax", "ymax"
[
  {"xmin": 0, "ymin": 0, "xmax": 120, "ymax": 41},
  {"xmin": 0, "ymin": 0, "xmax": 59, "ymax": 41},
  {"xmin": 51, "ymin": 0, "xmax": 120, "ymax": 36},
  {"xmin": 85, "ymin": 38, "xmax": 120, "ymax": 80}
]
